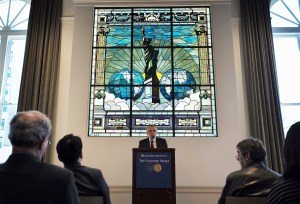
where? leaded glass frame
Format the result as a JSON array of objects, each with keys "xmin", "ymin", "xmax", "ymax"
[{"xmin": 88, "ymin": 7, "xmax": 217, "ymax": 137}]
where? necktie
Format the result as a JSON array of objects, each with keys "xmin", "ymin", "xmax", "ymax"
[{"xmin": 150, "ymin": 140, "xmax": 154, "ymax": 149}]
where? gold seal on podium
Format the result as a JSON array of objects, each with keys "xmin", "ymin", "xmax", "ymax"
[{"xmin": 154, "ymin": 163, "xmax": 162, "ymax": 172}]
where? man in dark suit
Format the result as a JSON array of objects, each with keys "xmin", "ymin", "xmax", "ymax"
[
  {"xmin": 0, "ymin": 110, "xmax": 80, "ymax": 204},
  {"xmin": 218, "ymin": 138, "xmax": 280, "ymax": 204},
  {"xmin": 56, "ymin": 134, "xmax": 111, "ymax": 204},
  {"xmin": 139, "ymin": 125, "xmax": 168, "ymax": 149}
]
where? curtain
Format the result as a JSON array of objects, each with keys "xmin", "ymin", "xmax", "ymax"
[
  {"xmin": 240, "ymin": 0, "xmax": 284, "ymax": 173},
  {"xmin": 17, "ymin": 0, "xmax": 62, "ymax": 162}
]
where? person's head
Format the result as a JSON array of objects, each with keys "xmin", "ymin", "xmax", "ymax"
[
  {"xmin": 147, "ymin": 125, "xmax": 157, "ymax": 140},
  {"xmin": 56, "ymin": 134, "xmax": 82, "ymax": 164},
  {"xmin": 283, "ymin": 121, "xmax": 300, "ymax": 178},
  {"xmin": 9, "ymin": 110, "xmax": 52, "ymax": 160},
  {"xmin": 236, "ymin": 138, "xmax": 266, "ymax": 169}
]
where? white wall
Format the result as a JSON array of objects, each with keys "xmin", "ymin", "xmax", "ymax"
[{"xmin": 51, "ymin": 0, "xmax": 249, "ymax": 203}]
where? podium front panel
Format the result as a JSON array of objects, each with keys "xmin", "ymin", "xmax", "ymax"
[
  {"xmin": 132, "ymin": 148, "xmax": 176, "ymax": 204},
  {"xmin": 136, "ymin": 151, "xmax": 172, "ymax": 188}
]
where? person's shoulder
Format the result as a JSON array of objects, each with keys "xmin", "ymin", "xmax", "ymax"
[
  {"xmin": 275, "ymin": 177, "xmax": 300, "ymax": 186},
  {"xmin": 228, "ymin": 163, "xmax": 280, "ymax": 179},
  {"xmin": 226, "ymin": 165, "xmax": 258, "ymax": 180},
  {"xmin": 227, "ymin": 169, "xmax": 244, "ymax": 180},
  {"xmin": 139, "ymin": 138, "xmax": 148, "ymax": 142},
  {"xmin": 258, "ymin": 163, "xmax": 281, "ymax": 178},
  {"xmin": 81, "ymin": 165, "xmax": 102, "ymax": 174},
  {"xmin": 270, "ymin": 177, "xmax": 295, "ymax": 191},
  {"xmin": 265, "ymin": 167, "xmax": 281, "ymax": 177},
  {"xmin": 41, "ymin": 162, "xmax": 73, "ymax": 177},
  {"xmin": 156, "ymin": 137, "xmax": 166, "ymax": 141},
  {"xmin": 273, "ymin": 177, "xmax": 285, "ymax": 185},
  {"xmin": 42, "ymin": 162, "xmax": 69, "ymax": 172}
]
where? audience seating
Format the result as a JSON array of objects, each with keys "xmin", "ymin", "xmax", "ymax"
[
  {"xmin": 226, "ymin": 197, "xmax": 267, "ymax": 204},
  {"xmin": 79, "ymin": 196, "xmax": 104, "ymax": 204}
]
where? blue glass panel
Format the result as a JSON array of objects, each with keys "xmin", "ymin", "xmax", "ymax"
[
  {"xmin": 133, "ymin": 25, "xmax": 171, "ymax": 47},
  {"xmin": 107, "ymin": 25, "xmax": 132, "ymax": 47}
]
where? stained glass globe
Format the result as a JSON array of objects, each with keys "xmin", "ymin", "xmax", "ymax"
[
  {"xmin": 108, "ymin": 68, "xmax": 144, "ymax": 100},
  {"xmin": 160, "ymin": 68, "xmax": 196, "ymax": 100}
]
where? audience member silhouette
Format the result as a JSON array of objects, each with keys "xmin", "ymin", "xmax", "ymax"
[
  {"xmin": 267, "ymin": 122, "xmax": 300, "ymax": 204},
  {"xmin": 0, "ymin": 111, "xmax": 79, "ymax": 204},
  {"xmin": 218, "ymin": 138, "xmax": 280, "ymax": 204},
  {"xmin": 56, "ymin": 134, "xmax": 111, "ymax": 204}
]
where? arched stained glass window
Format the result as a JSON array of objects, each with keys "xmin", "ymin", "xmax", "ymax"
[
  {"xmin": 88, "ymin": 7, "xmax": 217, "ymax": 137},
  {"xmin": 270, "ymin": 0, "xmax": 300, "ymax": 134}
]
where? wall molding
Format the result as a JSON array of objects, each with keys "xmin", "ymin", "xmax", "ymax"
[
  {"xmin": 61, "ymin": 17, "xmax": 75, "ymax": 22},
  {"xmin": 73, "ymin": 0, "xmax": 231, "ymax": 6}
]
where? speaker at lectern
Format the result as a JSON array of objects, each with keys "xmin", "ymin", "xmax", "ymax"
[{"xmin": 132, "ymin": 148, "xmax": 176, "ymax": 204}]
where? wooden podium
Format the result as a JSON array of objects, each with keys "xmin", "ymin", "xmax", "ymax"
[{"xmin": 132, "ymin": 148, "xmax": 176, "ymax": 204}]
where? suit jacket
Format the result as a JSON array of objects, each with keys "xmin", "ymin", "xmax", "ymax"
[
  {"xmin": 0, "ymin": 153, "xmax": 80, "ymax": 204},
  {"xmin": 218, "ymin": 162, "xmax": 280, "ymax": 204},
  {"xmin": 64, "ymin": 162, "xmax": 111, "ymax": 204},
  {"xmin": 139, "ymin": 137, "xmax": 168, "ymax": 149}
]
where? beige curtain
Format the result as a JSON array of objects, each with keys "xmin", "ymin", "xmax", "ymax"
[
  {"xmin": 17, "ymin": 0, "xmax": 62, "ymax": 162},
  {"xmin": 240, "ymin": 0, "xmax": 284, "ymax": 173}
]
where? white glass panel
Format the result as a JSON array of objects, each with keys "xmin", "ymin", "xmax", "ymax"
[
  {"xmin": 0, "ymin": 1, "xmax": 9, "ymax": 27},
  {"xmin": 281, "ymin": 105, "xmax": 300, "ymax": 134},
  {"xmin": 10, "ymin": 3, "xmax": 30, "ymax": 30},
  {"xmin": 0, "ymin": 0, "xmax": 30, "ymax": 163},
  {"xmin": 271, "ymin": 14, "xmax": 298, "ymax": 27},
  {"xmin": 271, "ymin": 0, "xmax": 299, "ymax": 27},
  {"xmin": 0, "ymin": 0, "xmax": 30, "ymax": 30},
  {"xmin": 0, "ymin": 37, "xmax": 26, "ymax": 163},
  {"xmin": 271, "ymin": 0, "xmax": 300, "ymax": 135},
  {"xmin": 273, "ymin": 36, "xmax": 300, "ymax": 103},
  {"xmin": 285, "ymin": 0, "xmax": 300, "ymax": 21}
]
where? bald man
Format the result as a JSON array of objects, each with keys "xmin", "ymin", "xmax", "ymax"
[{"xmin": 0, "ymin": 110, "xmax": 79, "ymax": 204}]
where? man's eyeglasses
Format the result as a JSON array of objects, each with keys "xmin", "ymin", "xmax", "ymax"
[{"xmin": 47, "ymin": 140, "xmax": 51, "ymax": 146}]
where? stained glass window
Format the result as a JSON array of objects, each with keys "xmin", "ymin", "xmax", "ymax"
[{"xmin": 89, "ymin": 7, "xmax": 217, "ymax": 137}]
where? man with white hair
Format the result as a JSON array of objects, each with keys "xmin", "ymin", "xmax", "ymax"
[
  {"xmin": 0, "ymin": 110, "xmax": 79, "ymax": 204},
  {"xmin": 139, "ymin": 125, "xmax": 168, "ymax": 149}
]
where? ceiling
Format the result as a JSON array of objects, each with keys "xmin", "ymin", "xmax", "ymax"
[{"xmin": 73, "ymin": 0, "xmax": 231, "ymax": 7}]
